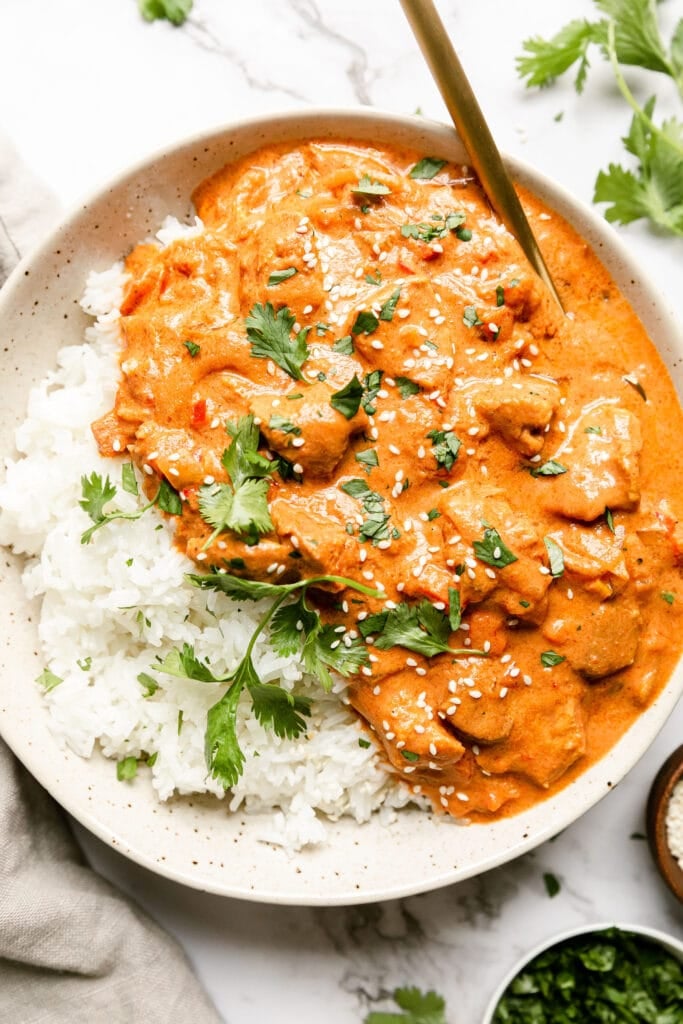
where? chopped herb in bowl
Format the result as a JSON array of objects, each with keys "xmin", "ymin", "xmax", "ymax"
[{"xmin": 486, "ymin": 926, "xmax": 683, "ymax": 1023}]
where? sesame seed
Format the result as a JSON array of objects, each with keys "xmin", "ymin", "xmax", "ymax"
[
  {"xmin": 456, "ymin": 792, "xmax": 469, "ymax": 802},
  {"xmin": 169, "ymin": 467, "xmax": 180, "ymax": 477},
  {"xmin": 196, "ymin": 552, "xmax": 207, "ymax": 561},
  {"xmin": 362, "ymin": 569, "xmax": 374, "ymax": 581},
  {"xmin": 266, "ymin": 562, "xmax": 278, "ymax": 574},
  {"xmin": 112, "ymin": 439, "xmax": 121, "ymax": 452},
  {"xmin": 143, "ymin": 464, "xmax": 153, "ymax": 476},
  {"xmin": 291, "ymin": 437, "xmax": 305, "ymax": 448},
  {"xmin": 416, "ymin": 667, "xmax": 427, "ymax": 677},
  {"xmin": 499, "ymin": 687, "xmax": 508, "ymax": 699},
  {"xmin": 361, "ymin": 666, "xmax": 373, "ymax": 677},
  {"xmin": 203, "ymin": 475, "xmax": 215, "ymax": 485},
  {"xmin": 414, "ymin": 724, "xmax": 425, "ymax": 734},
  {"xmin": 371, "ymin": 339, "xmax": 384, "ymax": 350}
]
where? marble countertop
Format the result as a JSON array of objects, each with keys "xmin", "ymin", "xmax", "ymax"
[{"xmin": 1, "ymin": 0, "xmax": 681, "ymax": 1020}]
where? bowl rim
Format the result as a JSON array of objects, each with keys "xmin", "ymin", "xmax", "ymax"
[
  {"xmin": 480, "ymin": 920, "xmax": 683, "ymax": 1023},
  {"xmin": 0, "ymin": 106, "xmax": 682, "ymax": 906}
]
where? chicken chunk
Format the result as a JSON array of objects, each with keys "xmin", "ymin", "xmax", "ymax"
[
  {"xmin": 476, "ymin": 685, "xmax": 586, "ymax": 788},
  {"xmin": 542, "ymin": 595, "xmax": 641, "ymax": 680},
  {"xmin": 269, "ymin": 487, "xmax": 362, "ymax": 581},
  {"xmin": 542, "ymin": 403, "xmax": 642, "ymax": 521},
  {"xmin": 250, "ymin": 382, "xmax": 368, "ymax": 477},
  {"xmin": 437, "ymin": 481, "xmax": 552, "ymax": 619},
  {"xmin": 452, "ymin": 376, "xmax": 562, "ymax": 456},
  {"xmin": 349, "ymin": 669, "xmax": 466, "ymax": 775}
]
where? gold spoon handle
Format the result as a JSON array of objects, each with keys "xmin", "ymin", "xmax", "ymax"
[{"xmin": 399, "ymin": 0, "xmax": 564, "ymax": 311}]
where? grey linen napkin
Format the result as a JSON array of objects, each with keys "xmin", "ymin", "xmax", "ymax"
[{"xmin": 0, "ymin": 134, "xmax": 222, "ymax": 1024}]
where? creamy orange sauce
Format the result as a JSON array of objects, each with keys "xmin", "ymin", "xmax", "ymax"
[{"xmin": 93, "ymin": 140, "xmax": 683, "ymax": 820}]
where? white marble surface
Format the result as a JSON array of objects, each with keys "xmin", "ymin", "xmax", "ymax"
[{"xmin": 1, "ymin": 0, "xmax": 682, "ymax": 1020}]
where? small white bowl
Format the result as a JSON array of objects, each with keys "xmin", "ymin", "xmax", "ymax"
[
  {"xmin": 0, "ymin": 109, "xmax": 681, "ymax": 905},
  {"xmin": 481, "ymin": 922, "xmax": 683, "ymax": 1023}
]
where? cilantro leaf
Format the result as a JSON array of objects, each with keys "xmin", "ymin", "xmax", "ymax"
[
  {"xmin": 463, "ymin": 306, "xmax": 483, "ymax": 328},
  {"xmin": 332, "ymin": 335, "xmax": 354, "ymax": 355},
  {"xmin": 623, "ymin": 373, "xmax": 648, "ymax": 400},
  {"xmin": 245, "ymin": 302, "xmax": 309, "ymax": 380},
  {"xmin": 544, "ymin": 536, "xmax": 565, "ymax": 577},
  {"xmin": 270, "ymin": 595, "xmax": 318, "ymax": 657},
  {"xmin": 121, "ymin": 462, "xmax": 139, "ymax": 496},
  {"xmin": 356, "ymin": 448, "xmax": 379, "ymax": 474},
  {"xmin": 541, "ymin": 650, "xmax": 566, "ymax": 667},
  {"xmin": 530, "ymin": 459, "xmax": 568, "ymax": 477},
  {"xmin": 138, "ymin": 0, "xmax": 192, "ymax": 26},
  {"xmin": 544, "ymin": 871, "xmax": 562, "ymax": 897},
  {"xmin": 351, "ymin": 174, "xmax": 391, "ymax": 197},
  {"xmin": 365, "ymin": 986, "xmax": 447, "ymax": 1024},
  {"xmin": 448, "ymin": 588, "xmax": 462, "ymax": 631},
  {"xmin": 268, "ymin": 415, "xmax": 301, "ymax": 436},
  {"xmin": 362, "ymin": 370, "xmax": 384, "ymax": 414},
  {"xmin": 157, "ymin": 643, "xmax": 226, "ymax": 683},
  {"xmin": 473, "ymin": 527, "xmax": 518, "ymax": 568},
  {"xmin": 379, "ymin": 287, "xmax": 401, "ymax": 322},
  {"xmin": 205, "ymin": 671, "xmax": 247, "ymax": 788},
  {"xmin": 373, "ymin": 601, "xmax": 453, "ymax": 658},
  {"xmin": 79, "ymin": 471, "xmax": 181, "ymax": 544},
  {"xmin": 517, "ymin": 19, "xmax": 607, "ymax": 92},
  {"xmin": 80, "ymin": 472, "xmax": 117, "ymax": 524},
  {"xmin": 594, "ymin": 102, "xmax": 683, "ymax": 233},
  {"xmin": 248, "ymin": 681, "xmax": 311, "ymax": 738},
  {"xmin": 330, "ymin": 374, "xmax": 364, "ymax": 419},
  {"xmin": 426, "ymin": 429, "xmax": 461, "ymax": 471},
  {"xmin": 117, "ymin": 757, "xmax": 138, "ymax": 781},
  {"xmin": 36, "ymin": 668, "xmax": 63, "ymax": 692},
  {"xmin": 267, "ymin": 267, "xmax": 297, "ymax": 286},
  {"xmin": 184, "ymin": 340, "xmax": 200, "ymax": 357},
  {"xmin": 409, "ymin": 157, "xmax": 447, "ymax": 179},
  {"xmin": 396, "ymin": 377, "xmax": 421, "ymax": 398},
  {"xmin": 352, "ymin": 310, "xmax": 380, "ymax": 336}
]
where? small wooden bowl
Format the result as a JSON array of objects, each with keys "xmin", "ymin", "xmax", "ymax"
[{"xmin": 647, "ymin": 745, "xmax": 683, "ymax": 902}]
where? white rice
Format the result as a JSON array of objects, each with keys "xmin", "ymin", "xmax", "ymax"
[{"xmin": 0, "ymin": 217, "xmax": 417, "ymax": 851}]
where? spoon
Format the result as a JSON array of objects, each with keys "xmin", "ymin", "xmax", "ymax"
[{"xmin": 399, "ymin": 0, "xmax": 565, "ymax": 311}]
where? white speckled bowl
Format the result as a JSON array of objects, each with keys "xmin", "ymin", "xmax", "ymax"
[
  {"xmin": 481, "ymin": 922, "xmax": 683, "ymax": 1023},
  {"xmin": 0, "ymin": 109, "xmax": 681, "ymax": 906}
]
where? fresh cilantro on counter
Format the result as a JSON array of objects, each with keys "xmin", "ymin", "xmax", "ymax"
[
  {"xmin": 517, "ymin": 1, "xmax": 683, "ymax": 235},
  {"xmin": 365, "ymin": 986, "xmax": 447, "ymax": 1024},
  {"xmin": 139, "ymin": 0, "xmax": 192, "ymax": 26}
]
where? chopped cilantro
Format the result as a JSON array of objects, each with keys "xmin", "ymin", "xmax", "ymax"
[
  {"xmin": 396, "ymin": 376, "xmax": 421, "ymax": 398},
  {"xmin": 330, "ymin": 374, "xmax": 363, "ymax": 419},
  {"xmin": 332, "ymin": 335, "xmax": 354, "ymax": 355},
  {"xmin": 351, "ymin": 310, "xmax": 380, "ymax": 335},
  {"xmin": 585, "ymin": 425, "xmax": 602, "ymax": 435},
  {"xmin": 268, "ymin": 415, "xmax": 301, "ymax": 436},
  {"xmin": 267, "ymin": 267, "xmax": 297, "ymax": 287},
  {"xmin": 77, "ymin": 656, "xmax": 92, "ymax": 672},
  {"xmin": 400, "ymin": 750, "xmax": 420, "ymax": 763},
  {"xmin": 365, "ymin": 271, "xmax": 382, "ymax": 285},
  {"xmin": 137, "ymin": 672, "xmax": 159, "ymax": 697},
  {"xmin": 544, "ymin": 536, "xmax": 565, "ymax": 577},
  {"xmin": 379, "ymin": 287, "xmax": 401, "ymax": 321},
  {"xmin": 623, "ymin": 373, "xmax": 648, "ymax": 401},
  {"xmin": 409, "ymin": 157, "xmax": 447, "ymax": 179},
  {"xmin": 358, "ymin": 737, "xmax": 372, "ymax": 749},
  {"xmin": 351, "ymin": 174, "xmax": 391, "ymax": 197},
  {"xmin": 184, "ymin": 340, "xmax": 201, "ymax": 357},
  {"xmin": 448, "ymin": 588, "xmax": 462, "ymax": 631},
  {"xmin": 544, "ymin": 872, "xmax": 561, "ymax": 897},
  {"xmin": 36, "ymin": 668, "xmax": 63, "ymax": 692},
  {"xmin": 463, "ymin": 306, "xmax": 483, "ymax": 328},
  {"xmin": 473, "ymin": 527, "xmax": 518, "ymax": 568},
  {"xmin": 496, "ymin": 285, "xmax": 505, "ymax": 307},
  {"xmin": 426, "ymin": 429, "xmax": 461, "ymax": 471},
  {"xmin": 117, "ymin": 757, "xmax": 138, "ymax": 781},
  {"xmin": 426, "ymin": 508, "xmax": 441, "ymax": 521},
  {"xmin": 541, "ymin": 650, "xmax": 566, "ymax": 667},
  {"xmin": 530, "ymin": 459, "xmax": 568, "ymax": 477},
  {"xmin": 661, "ymin": 591, "xmax": 675, "ymax": 605},
  {"xmin": 605, "ymin": 506, "xmax": 615, "ymax": 533},
  {"xmin": 355, "ymin": 448, "xmax": 379, "ymax": 474}
]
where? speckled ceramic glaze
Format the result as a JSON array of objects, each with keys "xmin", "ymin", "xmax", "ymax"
[{"xmin": 0, "ymin": 110, "xmax": 681, "ymax": 906}]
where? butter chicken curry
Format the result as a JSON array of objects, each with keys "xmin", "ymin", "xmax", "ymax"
[{"xmin": 93, "ymin": 141, "xmax": 683, "ymax": 820}]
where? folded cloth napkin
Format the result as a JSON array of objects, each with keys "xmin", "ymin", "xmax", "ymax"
[{"xmin": 0, "ymin": 133, "xmax": 222, "ymax": 1024}]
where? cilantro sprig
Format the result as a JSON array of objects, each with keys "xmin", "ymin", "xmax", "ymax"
[
  {"xmin": 197, "ymin": 416, "xmax": 274, "ymax": 549},
  {"xmin": 245, "ymin": 302, "xmax": 310, "ymax": 380},
  {"xmin": 80, "ymin": 469, "xmax": 182, "ymax": 544},
  {"xmin": 517, "ymin": 1, "xmax": 683, "ymax": 235},
  {"xmin": 184, "ymin": 571, "xmax": 381, "ymax": 787},
  {"xmin": 359, "ymin": 600, "xmax": 485, "ymax": 659},
  {"xmin": 365, "ymin": 987, "xmax": 447, "ymax": 1024}
]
